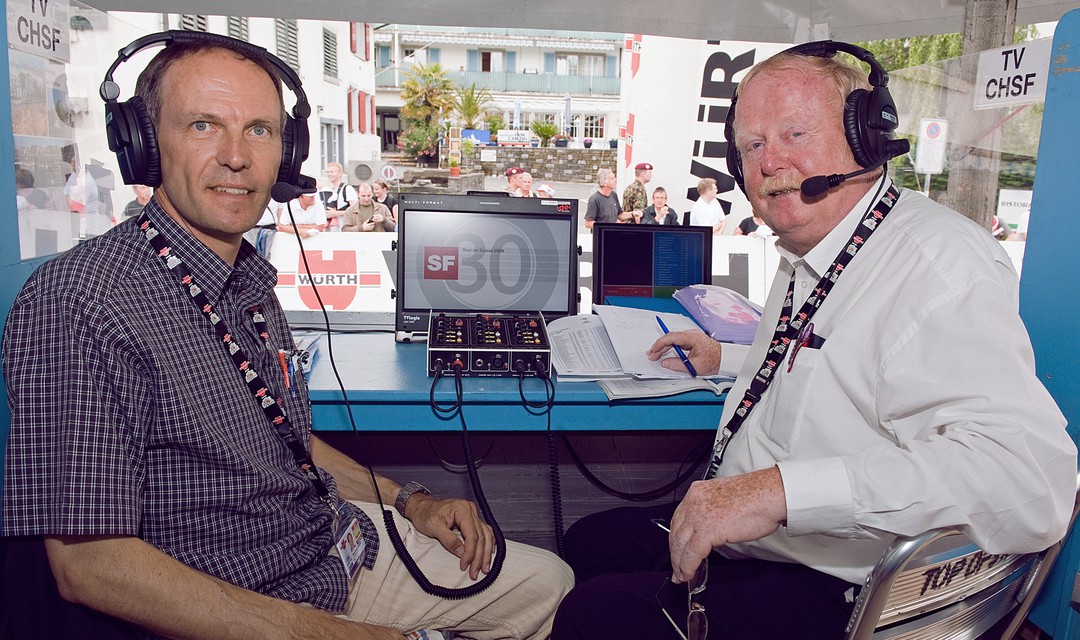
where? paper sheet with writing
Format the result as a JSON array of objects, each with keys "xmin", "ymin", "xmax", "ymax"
[
  {"xmin": 547, "ymin": 313, "xmax": 626, "ymax": 380},
  {"xmin": 593, "ymin": 304, "xmax": 702, "ymax": 379}
]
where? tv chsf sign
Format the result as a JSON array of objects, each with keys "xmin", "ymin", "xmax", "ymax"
[{"xmin": 277, "ymin": 250, "xmax": 381, "ymax": 310}]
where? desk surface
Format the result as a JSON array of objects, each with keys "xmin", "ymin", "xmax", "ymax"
[{"xmin": 305, "ymin": 332, "xmax": 725, "ymax": 431}]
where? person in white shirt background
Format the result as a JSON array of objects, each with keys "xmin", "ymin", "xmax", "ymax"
[
  {"xmin": 553, "ymin": 41, "xmax": 1077, "ymax": 640},
  {"xmin": 277, "ymin": 191, "xmax": 327, "ymax": 237},
  {"xmin": 688, "ymin": 177, "xmax": 726, "ymax": 234},
  {"xmin": 319, "ymin": 161, "xmax": 357, "ymax": 231}
]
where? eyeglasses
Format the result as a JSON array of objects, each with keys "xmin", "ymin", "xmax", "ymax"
[{"xmin": 656, "ymin": 559, "xmax": 708, "ymax": 640}]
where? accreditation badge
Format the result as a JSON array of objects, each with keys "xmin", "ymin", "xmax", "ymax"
[{"xmin": 334, "ymin": 517, "xmax": 367, "ymax": 581}]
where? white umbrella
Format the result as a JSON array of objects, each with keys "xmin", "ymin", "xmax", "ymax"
[
  {"xmin": 513, "ymin": 97, "xmax": 521, "ymax": 129},
  {"xmin": 563, "ymin": 94, "xmax": 572, "ymax": 136}
]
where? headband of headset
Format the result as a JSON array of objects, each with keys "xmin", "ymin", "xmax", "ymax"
[
  {"xmin": 99, "ymin": 30, "xmax": 311, "ymax": 187},
  {"xmin": 724, "ymin": 40, "xmax": 905, "ymax": 194}
]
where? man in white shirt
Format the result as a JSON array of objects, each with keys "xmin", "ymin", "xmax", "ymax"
[
  {"xmin": 554, "ymin": 43, "xmax": 1077, "ymax": 640},
  {"xmin": 319, "ymin": 161, "xmax": 357, "ymax": 231},
  {"xmin": 689, "ymin": 177, "xmax": 726, "ymax": 234},
  {"xmin": 276, "ymin": 191, "xmax": 327, "ymax": 237}
]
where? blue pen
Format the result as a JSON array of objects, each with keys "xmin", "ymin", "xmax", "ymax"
[{"xmin": 656, "ymin": 316, "xmax": 698, "ymax": 378}]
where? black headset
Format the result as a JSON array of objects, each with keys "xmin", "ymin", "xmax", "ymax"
[
  {"xmin": 99, "ymin": 30, "xmax": 311, "ymax": 188},
  {"xmin": 725, "ymin": 40, "xmax": 906, "ymax": 194}
]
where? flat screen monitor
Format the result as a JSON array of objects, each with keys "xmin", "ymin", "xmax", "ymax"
[
  {"xmin": 395, "ymin": 194, "xmax": 579, "ymax": 340},
  {"xmin": 591, "ymin": 223, "xmax": 713, "ymax": 305}
]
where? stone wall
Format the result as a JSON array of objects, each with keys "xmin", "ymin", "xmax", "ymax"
[{"xmin": 461, "ymin": 147, "xmax": 617, "ymax": 183}]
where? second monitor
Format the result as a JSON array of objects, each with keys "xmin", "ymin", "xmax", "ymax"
[{"xmin": 591, "ymin": 223, "xmax": 713, "ymax": 305}]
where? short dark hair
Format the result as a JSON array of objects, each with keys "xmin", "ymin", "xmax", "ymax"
[
  {"xmin": 135, "ymin": 40, "xmax": 286, "ymax": 129},
  {"xmin": 652, "ymin": 186, "xmax": 667, "ymax": 196}
]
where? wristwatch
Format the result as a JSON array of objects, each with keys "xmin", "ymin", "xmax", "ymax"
[{"xmin": 394, "ymin": 480, "xmax": 431, "ymax": 516}]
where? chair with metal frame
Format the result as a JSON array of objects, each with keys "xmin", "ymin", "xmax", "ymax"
[{"xmin": 843, "ymin": 474, "xmax": 1080, "ymax": 640}]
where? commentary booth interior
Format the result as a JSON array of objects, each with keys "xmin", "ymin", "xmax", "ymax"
[{"xmin": 3, "ymin": 1, "xmax": 1080, "ymax": 636}]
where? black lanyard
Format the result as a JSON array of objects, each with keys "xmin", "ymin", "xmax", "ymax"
[
  {"xmin": 703, "ymin": 183, "xmax": 900, "ymax": 479},
  {"xmin": 137, "ymin": 212, "xmax": 335, "ymax": 508}
]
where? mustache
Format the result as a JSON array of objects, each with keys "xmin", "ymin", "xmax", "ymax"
[{"xmin": 758, "ymin": 176, "xmax": 803, "ymax": 198}]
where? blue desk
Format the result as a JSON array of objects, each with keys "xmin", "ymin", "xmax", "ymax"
[{"xmin": 305, "ymin": 332, "xmax": 725, "ymax": 431}]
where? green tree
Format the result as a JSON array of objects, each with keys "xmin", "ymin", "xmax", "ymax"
[
  {"xmin": 530, "ymin": 120, "xmax": 559, "ymax": 146},
  {"xmin": 856, "ymin": 26, "xmax": 1037, "ymax": 70},
  {"xmin": 485, "ymin": 112, "xmax": 506, "ymax": 138},
  {"xmin": 453, "ymin": 83, "xmax": 494, "ymax": 130},
  {"xmin": 399, "ymin": 62, "xmax": 455, "ymax": 128}
]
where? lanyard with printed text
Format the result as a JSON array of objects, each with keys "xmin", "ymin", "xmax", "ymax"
[
  {"xmin": 137, "ymin": 212, "xmax": 335, "ymax": 509},
  {"xmin": 703, "ymin": 184, "xmax": 900, "ymax": 480}
]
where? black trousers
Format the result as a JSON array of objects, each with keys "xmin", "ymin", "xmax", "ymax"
[{"xmin": 552, "ymin": 503, "xmax": 860, "ymax": 640}]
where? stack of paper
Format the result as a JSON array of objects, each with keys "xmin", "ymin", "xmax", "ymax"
[
  {"xmin": 547, "ymin": 305, "xmax": 735, "ymax": 399},
  {"xmin": 673, "ymin": 285, "xmax": 762, "ymax": 345}
]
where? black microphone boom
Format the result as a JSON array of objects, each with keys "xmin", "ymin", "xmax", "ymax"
[
  {"xmin": 271, "ymin": 174, "xmax": 317, "ymax": 202},
  {"xmin": 800, "ymin": 139, "xmax": 910, "ymax": 198}
]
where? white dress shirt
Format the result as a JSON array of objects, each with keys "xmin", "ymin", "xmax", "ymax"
[{"xmin": 715, "ymin": 178, "xmax": 1077, "ymax": 584}]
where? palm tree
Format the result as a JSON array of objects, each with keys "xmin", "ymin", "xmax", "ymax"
[
  {"xmin": 399, "ymin": 62, "xmax": 455, "ymax": 128},
  {"xmin": 453, "ymin": 83, "xmax": 494, "ymax": 130}
]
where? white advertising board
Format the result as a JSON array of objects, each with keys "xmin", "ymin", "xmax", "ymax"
[{"xmin": 619, "ymin": 35, "xmax": 785, "ymax": 229}]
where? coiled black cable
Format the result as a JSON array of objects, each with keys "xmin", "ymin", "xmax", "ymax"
[
  {"xmin": 293, "ymin": 219, "xmax": 505, "ymax": 599},
  {"xmin": 515, "ymin": 368, "xmax": 566, "ymax": 559},
  {"xmin": 389, "ymin": 364, "xmax": 505, "ymax": 598}
]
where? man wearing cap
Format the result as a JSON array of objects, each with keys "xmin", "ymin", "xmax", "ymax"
[
  {"xmin": 621, "ymin": 162, "xmax": 653, "ymax": 223},
  {"xmin": 506, "ymin": 167, "xmax": 527, "ymax": 197}
]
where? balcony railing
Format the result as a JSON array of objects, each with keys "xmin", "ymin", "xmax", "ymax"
[{"xmin": 375, "ymin": 68, "xmax": 620, "ymax": 95}]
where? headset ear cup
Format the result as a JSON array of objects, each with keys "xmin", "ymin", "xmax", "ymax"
[
  {"xmin": 725, "ymin": 105, "xmax": 745, "ymax": 195},
  {"xmin": 128, "ymin": 96, "xmax": 161, "ymax": 187},
  {"xmin": 844, "ymin": 89, "xmax": 876, "ymax": 168},
  {"xmin": 278, "ymin": 116, "xmax": 304, "ymax": 184}
]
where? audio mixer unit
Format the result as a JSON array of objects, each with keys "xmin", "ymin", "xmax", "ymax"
[{"xmin": 426, "ymin": 312, "xmax": 551, "ymax": 377}]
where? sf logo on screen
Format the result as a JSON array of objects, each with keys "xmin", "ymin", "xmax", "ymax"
[{"xmin": 425, "ymin": 247, "xmax": 459, "ymax": 280}]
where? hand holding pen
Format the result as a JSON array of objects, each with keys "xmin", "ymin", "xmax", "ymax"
[
  {"xmin": 656, "ymin": 316, "xmax": 698, "ymax": 377},
  {"xmin": 646, "ymin": 326, "xmax": 723, "ymax": 377}
]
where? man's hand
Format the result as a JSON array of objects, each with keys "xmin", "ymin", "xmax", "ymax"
[
  {"xmin": 404, "ymin": 494, "xmax": 494, "ymax": 580},
  {"xmin": 646, "ymin": 329, "xmax": 722, "ymax": 377},
  {"xmin": 668, "ymin": 467, "xmax": 787, "ymax": 582},
  {"xmin": 361, "ymin": 220, "xmax": 376, "ymax": 232}
]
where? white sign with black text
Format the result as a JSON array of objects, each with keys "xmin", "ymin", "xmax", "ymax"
[
  {"xmin": 974, "ymin": 39, "xmax": 1052, "ymax": 110},
  {"xmin": 6, "ymin": 0, "xmax": 69, "ymax": 63}
]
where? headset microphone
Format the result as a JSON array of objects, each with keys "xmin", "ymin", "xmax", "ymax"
[
  {"xmin": 271, "ymin": 175, "xmax": 317, "ymax": 203},
  {"xmin": 800, "ymin": 165, "xmax": 882, "ymax": 198},
  {"xmin": 799, "ymin": 138, "xmax": 910, "ymax": 198}
]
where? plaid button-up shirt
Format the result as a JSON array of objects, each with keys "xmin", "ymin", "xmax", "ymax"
[{"xmin": 3, "ymin": 200, "xmax": 377, "ymax": 612}]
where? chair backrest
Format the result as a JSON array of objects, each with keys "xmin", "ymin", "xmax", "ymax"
[
  {"xmin": 846, "ymin": 473, "xmax": 1080, "ymax": 640},
  {"xmin": 843, "ymin": 529, "xmax": 1044, "ymax": 640}
]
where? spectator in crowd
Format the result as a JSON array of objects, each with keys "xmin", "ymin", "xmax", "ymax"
[
  {"xmin": 320, "ymin": 161, "xmax": 357, "ymax": 231},
  {"xmin": 3, "ymin": 32, "xmax": 571, "ymax": 640},
  {"xmin": 622, "ymin": 162, "xmax": 653, "ymax": 221},
  {"xmin": 372, "ymin": 179, "xmax": 399, "ymax": 222},
  {"xmin": 992, "ymin": 215, "xmax": 1014, "ymax": 241},
  {"xmin": 689, "ymin": 177, "xmax": 726, "ymax": 234},
  {"xmin": 505, "ymin": 166, "xmax": 527, "ymax": 197},
  {"xmin": 521, "ymin": 172, "xmax": 537, "ymax": 197},
  {"xmin": 122, "ymin": 184, "xmax": 154, "ymax": 219},
  {"xmin": 277, "ymin": 191, "xmax": 327, "ymax": 237},
  {"xmin": 640, "ymin": 186, "xmax": 679, "ymax": 225},
  {"xmin": 734, "ymin": 212, "xmax": 773, "ymax": 238},
  {"xmin": 342, "ymin": 183, "xmax": 396, "ymax": 232},
  {"xmin": 553, "ymin": 41, "xmax": 1076, "ymax": 640},
  {"xmin": 585, "ymin": 168, "xmax": 634, "ymax": 229}
]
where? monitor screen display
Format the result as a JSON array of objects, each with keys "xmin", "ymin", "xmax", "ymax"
[
  {"xmin": 395, "ymin": 194, "xmax": 579, "ymax": 338},
  {"xmin": 591, "ymin": 223, "xmax": 713, "ymax": 305}
]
